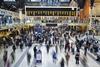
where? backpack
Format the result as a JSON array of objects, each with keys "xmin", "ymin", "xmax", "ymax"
[
  {"xmin": 53, "ymin": 51, "xmax": 57, "ymax": 59},
  {"xmin": 75, "ymin": 53, "xmax": 79, "ymax": 59}
]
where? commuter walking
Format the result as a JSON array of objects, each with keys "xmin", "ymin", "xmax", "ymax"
[
  {"xmin": 46, "ymin": 44, "xmax": 50, "ymax": 53},
  {"xmin": 27, "ymin": 52, "xmax": 31, "ymax": 65},
  {"xmin": 65, "ymin": 52, "xmax": 70, "ymax": 66},
  {"xmin": 55, "ymin": 45, "xmax": 58, "ymax": 53},
  {"xmin": 6, "ymin": 56, "xmax": 11, "ymax": 67},
  {"xmin": 33, "ymin": 46, "xmax": 37, "ymax": 59},
  {"xmin": 12, "ymin": 45, "xmax": 16, "ymax": 52},
  {"xmin": 52, "ymin": 50, "xmax": 57, "ymax": 63},
  {"xmin": 60, "ymin": 58, "xmax": 65, "ymax": 67},
  {"xmin": 84, "ymin": 43, "xmax": 88, "ymax": 56},
  {"xmin": 10, "ymin": 51, "xmax": 15, "ymax": 63},
  {"xmin": 65, "ymin": 41, "xmax": 70, "ymax": 52},
  {"xmin": 20, "ymin": 42, "xmax": 23, "ymax": 51},
  {"xmin": 3, "ymin": 50, "xmax": 8, "ymax": 67},
  {"xmin": 71, "ymin": 43, "xmax": 75, "ymax": 55},
  {"xmin": 75, "ymin": 52, "xmax": 80, "ymax": 64}
]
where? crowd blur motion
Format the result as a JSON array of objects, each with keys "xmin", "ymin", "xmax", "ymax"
[{"xmin": 0, "ymin": 24, "xmax": 100, "ymax": 67}]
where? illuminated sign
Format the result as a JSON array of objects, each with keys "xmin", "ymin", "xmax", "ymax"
[{"xmin": 26, "ymin": 8, "xmax": 76, "ymax": 16}]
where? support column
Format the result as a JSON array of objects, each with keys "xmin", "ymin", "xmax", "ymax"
[
  {"xmin": 19, "ymin": 9, "xmax": 23, "ymax": 23},
  {"xmin": 89, "ymin": 8, "xmax": 92, "ymax": 30}
]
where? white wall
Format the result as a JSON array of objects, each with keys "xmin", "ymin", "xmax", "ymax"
[{"xmin": 92, "ymin": 3, "xmax": 100, "ymax": 16}]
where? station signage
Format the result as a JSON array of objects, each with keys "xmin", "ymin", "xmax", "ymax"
[{"xmin": 26, "ymin": 8, "xmax": 76, "ymax": 16}]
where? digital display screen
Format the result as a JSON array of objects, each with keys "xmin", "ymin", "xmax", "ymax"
[{"xmin": 26, "ymin": 8, "xmax": 76, "ymax": 16}]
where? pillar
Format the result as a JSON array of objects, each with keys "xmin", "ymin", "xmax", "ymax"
[{"xmin": 19, "ymin": 9, "xmax": 23, "ymax": 23}]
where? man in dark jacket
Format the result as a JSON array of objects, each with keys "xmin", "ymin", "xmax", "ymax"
[
  {"xmin": 33, "ymin": 46, "xmax": 37, "ymax": 59},
  {"xmin": 60, "ymin": 58, "xmax": 64, "ymax": 67},
  {"xmin": 12, "ymin": 45, "xmax": 16, "ymax": 52},
  {"xmin": 75, "ymin": 52, "xmax": 80, "ymax": 64}
]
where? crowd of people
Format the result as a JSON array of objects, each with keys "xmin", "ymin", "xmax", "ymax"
[{"xmin": 0, "ymin": 24, "xmax": 100, "ymax": 67}]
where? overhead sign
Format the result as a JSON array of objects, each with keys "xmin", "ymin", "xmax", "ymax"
[{"xmin": 26, "ymin": 7, "xmax": 76, "ymax": 16}]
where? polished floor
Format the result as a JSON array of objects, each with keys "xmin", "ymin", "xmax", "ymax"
[{"xmin": 0, "ymin": 36, "xmax": 100, "ymax": 67}]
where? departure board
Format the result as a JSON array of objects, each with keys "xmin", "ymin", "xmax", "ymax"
[{"xmin": 26, "ymin": 7, "xmax": 76, "ymax": 16}]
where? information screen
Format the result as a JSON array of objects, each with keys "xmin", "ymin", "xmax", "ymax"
[{"xmin": 26, "ymin": 7, "xmax": 76, "ymax": 16}]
